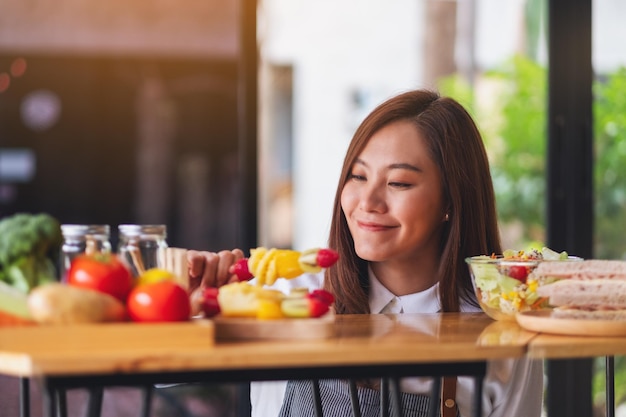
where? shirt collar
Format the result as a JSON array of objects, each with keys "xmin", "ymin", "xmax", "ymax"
[{"xmin": 368, "ymin": 267, "xmax": 442, "ymax": 314}]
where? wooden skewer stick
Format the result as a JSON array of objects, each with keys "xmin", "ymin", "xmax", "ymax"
[
  {"xmin": 85, "ymin": 235, "xmax": 98, "ymax": 256},
  {"xmin": 165, "ymin": 248, "xmax": 188, "ymax": 289},
  {"xmin": 128, "ymin": 246, "xmax": 146, "ymax": 276}
]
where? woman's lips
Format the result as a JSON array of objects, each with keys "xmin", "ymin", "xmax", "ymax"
[{"xmin": 356, "ymin": 220, "xmax": 395, "ymax": 232}]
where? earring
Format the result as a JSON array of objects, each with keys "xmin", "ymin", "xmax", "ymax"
[{"xmin": 444, "ymin": 213, "xmax": 450, "ymax": 222}]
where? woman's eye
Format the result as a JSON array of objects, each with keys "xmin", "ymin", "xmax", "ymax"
[
  {"xmin": 389, "ymin": 181, "xmax": 411, "ymax": 188},
  {"xmin": 348, "ymin": 173, "xmax": 366, "ymax": 181}
]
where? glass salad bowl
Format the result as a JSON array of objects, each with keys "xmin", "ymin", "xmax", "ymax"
[{"xmin": 466, "ymin": 248, "xmax": 582, "ymax": 321}]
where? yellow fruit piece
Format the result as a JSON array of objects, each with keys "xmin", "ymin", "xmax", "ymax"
[
  {"xmin": 249, "ymin": 247, "xmax": 307, "ymax": 286},
  {"xmin": 266, "ymin": 259, "xmax": 279, "ymax": 286},
  {"xmin": 218, "ymin": 282, "xmax": 260, "ymax": 318},
  {"xmin": 136, "ymin": 268, "xmax": 176, "ymax": 286},
  {"xmin": 257, "ymin": 299, "xmax": 284, "ymax": 320},
  {"xmin": 287, "ymin": 287, "xmax": 309, "ymax": 299},
  {"xmin": 248, "ymin": 247, "xmax": 267, "ymax": 274},
  {"xmin": 250, "ymin": 247, "xmax": 276, "ymax": 286},
  {"xmin": 275, "ymin": 250, "xmax": 304, "ymax": 279},
  {"xmin": 258, "ymin": 288, "xmax": 285, "ymax": 302},
  {"xmin": 217, "ymin": 282, "xmax": 285, "ymax": 318}
]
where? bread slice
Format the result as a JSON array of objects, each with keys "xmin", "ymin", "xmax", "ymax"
[
  {"xmin": 532, "ymin": 259, "xmax": 626, "ymax": 280},
  {"xmin": 527, "ymin": 260, "xmax": 626, "ymax": 319},
  {"xmin": 552, "ymin": 305, "xmax": 626, "ymax": 321},
  {"xmin": 537, "ymin": 279, "xmax": 626, "ymax": 307}
]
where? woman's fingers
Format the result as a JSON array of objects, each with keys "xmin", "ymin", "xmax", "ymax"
[
  {"xmin": 214, "ymin": 249, "xmax": 244, "ymax": 285},
  {"xmin": 186, "ymin": 249, "xmax": 245, "ymax": 292},
  {"xmin": 187, "ymin": 250, "xmax": 211, "ymax": 293}
]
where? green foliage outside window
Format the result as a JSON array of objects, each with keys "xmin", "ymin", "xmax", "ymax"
[
  {"xmin": 439, "ymin": 55, "xmax": 547, "ymax": 249},
  {"xmin": 593, "ymin": 67, "xmax": 626, "ymax": 260},
  {"xmin": 441, "ymin": 57, "xmax": 626, "ymax": 260}
]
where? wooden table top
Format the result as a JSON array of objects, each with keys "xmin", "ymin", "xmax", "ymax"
[
  {"xmin": 0, "ymin": 313, "xmax": 535, "ymax": 378},
  {"xmin": 527, "ymin": 333, "xmax": 626, "ymax": 359}
]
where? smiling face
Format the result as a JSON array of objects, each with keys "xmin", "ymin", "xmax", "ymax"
[{"xmin": 340, "ymin": 119, "xmax": 447, "ymax": 269}]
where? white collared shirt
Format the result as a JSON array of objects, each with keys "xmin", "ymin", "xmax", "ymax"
[
  {"xmin": 251, "ymin": 270, "xmax": 543, "ymax": 417},
  {"xmin": 368, "ymin": 268, "xmax": 442, "ymax": 314}
]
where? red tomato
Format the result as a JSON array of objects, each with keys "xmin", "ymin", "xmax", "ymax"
[
  {"xmin": 67, "ymin": 254, "xmax": 134, "ymax": 302},
  {"xmin": 508, "ymin": 265, "xmax": 529, "ymax": 282},
  {"xmin": 127, "ymin": 281, "xmax": 191, "ymax": 323}
]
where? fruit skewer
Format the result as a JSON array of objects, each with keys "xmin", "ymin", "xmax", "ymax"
[{"xmin": 233, "ymin": 247, "xmax": 339, "ymax": 286}]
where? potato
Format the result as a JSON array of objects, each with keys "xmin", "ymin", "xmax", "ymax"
[{"xmin": 28, "ymin": 283, "xmax": 127, "ymax": 324}]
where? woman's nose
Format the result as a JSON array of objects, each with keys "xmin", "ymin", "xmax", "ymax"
[{"xmin": 358, "ymin": 184, "xmax": 386, "ymax": 212}]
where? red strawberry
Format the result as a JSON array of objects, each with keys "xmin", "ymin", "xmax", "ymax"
[
  {"xmin": 308, "ymin": 289, "xmax": 335, "ymax": 306},
  {"xmin": 316, "ymin": 249, "xmax": 339, "ymax": 268},
  {"xmin": 233, "ymin": 258, "xmax": 253, "ymax": 281},
  {"xmin": 201, "ymin": 287, "xmax": 221, "ymax": 317},
  {"xmin": 308, "ymin": 297, "xmax": 330, "ymax": 318}
]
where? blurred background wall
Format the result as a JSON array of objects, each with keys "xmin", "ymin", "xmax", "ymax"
[{"xmin": 0, "ymin": 1, "xmax": 242, "ymax": 251}]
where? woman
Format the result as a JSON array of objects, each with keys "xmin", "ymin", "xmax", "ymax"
[{"xmin": 188, "ymin": 89, "xmax": 543, "ymax": 417}]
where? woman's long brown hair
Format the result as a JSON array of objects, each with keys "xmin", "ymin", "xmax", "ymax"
[{"xmin": 323, "ymin": 89, "xmax": 502, "ymax": 314}]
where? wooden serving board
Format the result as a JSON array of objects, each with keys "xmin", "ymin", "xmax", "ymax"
[
  {"xmin": 213, "ymin": 315, "xmax": 335, "ymax": 341},
  {"xmin": 516, "ymin": 310, "xmax": 626, "ymax": 337},
  {"xmin": 1, "ymin": 320, "xmax": 215, "ymax": 352}
]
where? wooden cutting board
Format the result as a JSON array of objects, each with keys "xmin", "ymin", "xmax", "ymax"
[
  {"xmin": 517, "ymin": 310, "xmax": 626, "ymax": 336},
  {"xmin": 213, "ymin": 315, "xmax": 335, "ymax": 340}
]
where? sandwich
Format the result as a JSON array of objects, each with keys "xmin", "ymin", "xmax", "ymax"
[{"xmin": 534, "ymin": 259, "xmax": 626, "ymax": 320}]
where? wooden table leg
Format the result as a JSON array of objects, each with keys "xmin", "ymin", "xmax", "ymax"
[
  {"xmin": 348, "ymin": 379, "xmax": 362, "ymax": 417},
  {"xmin": 141, "ymin": 385, "xmax": 153, "ymax": 417},
  {"xmin": 380, "ymin": 378, "xmax": 389, "ymax": 417},
  {"xmin": 42, "ymin": 384, "xmax": 57, "ymax": 417},
  {"xmin": 606, "ymin": 356, "xmax": 615, "ymax": 417},
  {"xmin": 20, "ymin": 378, "xmax": 30, "ymax": 417},
  {"xmin": 388, "ymin": 377, "xmax": 403, "ymax": 417},
  {"xmin": 312, "ymin": 380, "xmax": 323, "ymax": 417},
  {"xmin": 86, "ymin": 388, "xmax": 103, "ymax": 417},
  {"xmin": 57, "ymin": 389, "xmax": 67, "ymax": 417},
  {"xmin": 236, "ymin": 383, "xmax": 251, "ymax": 417}
]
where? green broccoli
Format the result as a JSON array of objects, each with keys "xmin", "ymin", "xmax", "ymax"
[{"xmin": 0, "ymin": 213, "xmax": 63, "ymax": 293}]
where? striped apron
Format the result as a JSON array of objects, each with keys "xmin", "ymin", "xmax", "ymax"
[{"xmin": 278, "ymin": 379, "xmax": 459, "ymax": 417}]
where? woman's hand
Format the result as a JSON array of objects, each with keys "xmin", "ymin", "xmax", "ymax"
[{"xmin": 187, "ymin": 249, "xmax": 245, "ymax": 293}]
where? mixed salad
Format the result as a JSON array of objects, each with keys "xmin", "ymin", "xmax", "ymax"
[{"xmin": 469, "ymin": 247, "xmax": 569, "ymax": 318}]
